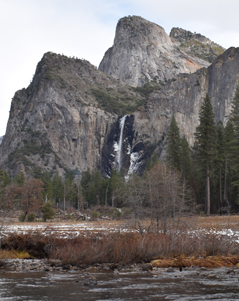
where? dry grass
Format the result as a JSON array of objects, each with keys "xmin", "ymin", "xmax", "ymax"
[
  {"xmin": 4, "ymin": 214, "xmax": 239, "ymax": 232},
  {"xmin": 194, "ymin": 215, "xmax": 239, "ymax": 231},
  {"xmin": 151, "ymin": 255, "xmax": 239, "ymax": 268},
  {"xmin": 1, "ymin": 229, "xmax": 238, "ymax": 267},
  {"xmin": 0, "ymin": 249, "xmax": 31, "ymax": 259},
  {"xmin": 0, "ymin": 215, "xmax": 239, "ymax": 268}
]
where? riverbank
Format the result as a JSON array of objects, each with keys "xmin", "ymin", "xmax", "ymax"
[
  {"xmin": 0, "ymin": 232, "xmax": 239, "ymax": 271},
  {"xmin": 0, "ymin": 215, "xmax": 239, "ymax": 271},
  {"xmin": 1, "ymin": 257, "xmax": 239, "ymax": 274}
]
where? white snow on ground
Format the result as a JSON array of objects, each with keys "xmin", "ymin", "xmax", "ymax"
[
  {"xmin": 0, "ymin": 222, "xmax": 239, "ymax": 243},
  {"xmin": 0, "ymin": 223, "xmax": 239, "ymax": 243},
  {"xmin": 0, "ymin": 223, "xmax": 137, "ymax": 239},
  {"xmin": 187, "ymin": 228, "xmax": 239, "ymax": 243}
]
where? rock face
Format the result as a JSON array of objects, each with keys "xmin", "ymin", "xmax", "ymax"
[
  {"xmin": 0, "ymin": 16, "xmax": 238, "ymax": 178},
  {"xmin": 0, "ymin": 52, "xmax": 145, "ymax": 177},
  {"xmin": 0, "ymin": 136, "xmax": 3, "ymax": 145},
  {"xmin": 102, "ymin": 47, "xmax": 239, "ymax": 176},
  {"xmin": 130, "ymin": 47, "xmax": 239, "ymax": 156},
  {"xmin": 99, "ymin": 16, "xmax": 210, "ymax": 87},
  {"xmin": 170, "ymin": 27, "xmax": 225, "ymax": 63}
]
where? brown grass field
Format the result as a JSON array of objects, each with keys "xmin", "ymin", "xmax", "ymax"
[
  {"xmin": 4, "ymin": 214, "xmax": 239, "ymax": 230},
  {"xmin": 1, "ymin": 215, "xmax": 239, "ymax": 268}
]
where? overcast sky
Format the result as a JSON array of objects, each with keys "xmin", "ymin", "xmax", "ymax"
[{"xmin": 1, "ymin": 0, "xmax": 239, "ymax": 136}]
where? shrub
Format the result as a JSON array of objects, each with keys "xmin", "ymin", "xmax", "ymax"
[
  {"xmin": 1, "ymin": 231, "xmax": 239, "ymax": 266},
  {"xmin": 41, "ymin": 202, "xmax": 55, "ymax": 222},
  {"xmin": 112, "ymin": 209, "xmax": 122, "ymax": 220},
  {"xmin": 26, "ymin": 213, "xmax": 36, "ymax": 222},
  {"xmin": 91, "ymin": 211, "xmax": 99, "ymax": 221},
  {"xmin": 18, "ymin": 214, "xmax": 25, "ymax": 222}
]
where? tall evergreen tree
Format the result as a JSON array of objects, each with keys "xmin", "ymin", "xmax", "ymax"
[
  {"xmin": 52, "ymin": 173, "xmax": 64, "ymax": 205},
  {"xmin": 166, "ymin": 116, "xmax": 181, "ymax": 171},
  {"xmin": 223, "ymin": 120, "xmax": 236, "ymax": 210},
  {"xmin": 194, "ymin": 94, "xmax": 216, "ymax": 215},
  {"xmin": 180, "ymin": 135, "xmax": 192, "ymax": 182},
  {"xmin": 225, "ymin": 84, "xmax": 239, "ymax": 209},
  {"xmin": 215, "ymin": 121, "xmax": 225, "ymax": 211}
]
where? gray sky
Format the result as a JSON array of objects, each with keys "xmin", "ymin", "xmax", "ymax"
[{"xmin": 1, "ymin": 0, "xmax": 239, "ymax": 136}]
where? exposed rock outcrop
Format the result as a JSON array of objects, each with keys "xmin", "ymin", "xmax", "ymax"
[
  {"xmin": 99, "ymin": 16, "xmax": 210, "ymax": 87},
  {"xmin": 131, "ymin": 47, "xmax": 239, "ymax": 154},
  {"xmin": 0, "ymin": 52, "xmax": 145, "ymax": 177},
  {"xmin": 170, "ymin": 27, "xmax": 225, "ymax": 63},
  {"xmin": 102, "ymin": 47, "xmax": 239, "ymax": 175},
  {"xmin": 0, "ymin": 17, "xmax": 238, "ymax": 178}
]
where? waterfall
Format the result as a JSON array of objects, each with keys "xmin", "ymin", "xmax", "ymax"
[{"xmin": 116, "ymin": 115, "xmax": 127, "ymax": 171}]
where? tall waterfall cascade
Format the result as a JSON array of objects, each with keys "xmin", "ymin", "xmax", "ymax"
[
  {"xmin": 114, "ymin": 115, "xmax": 127, "ymax": 171},
  {"xmin": 111, "ymin": 114, "xmax": 144, "ymax": 178}
]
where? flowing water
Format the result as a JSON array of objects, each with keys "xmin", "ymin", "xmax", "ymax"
[
  {"xmin": 116, "ymin": 115, "xmax": 127, "ymax": 171},
  {"xmin": 0, "ymin": 268, "xmax": 239, "ymax": 300}
]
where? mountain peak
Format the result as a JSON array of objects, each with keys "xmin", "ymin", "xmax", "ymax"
[
  {"xmin": 99, "ymin": 16, "xmax": 209, "ymax": 87},
  {"xmin": 170, "ymin": 27, "xmax": 225, "ymax": 63}
]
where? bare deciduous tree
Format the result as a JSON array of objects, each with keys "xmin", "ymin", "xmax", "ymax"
[
  {"xmin": 118, "ymin": 163, "xmax": 193, "ymax": 235},
  {"xmin": 20, "ymin": 179, "xmax": 44, "ymax": 221}
]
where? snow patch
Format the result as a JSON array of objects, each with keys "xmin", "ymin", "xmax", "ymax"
[{"xmin": 126, "ymin": 151, "xmax": 142, "ymax": 179}]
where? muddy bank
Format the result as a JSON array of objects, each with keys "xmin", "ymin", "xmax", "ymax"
[{"xmin": 2, "ymin": 258, "xmax": 239, "ymax": 275}]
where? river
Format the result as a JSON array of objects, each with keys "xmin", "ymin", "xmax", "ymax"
[{"xmin": 0, "ymin": 267, "xmax": 238, "ymax": 300}]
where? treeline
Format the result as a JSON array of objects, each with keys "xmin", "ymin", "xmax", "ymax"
[
  {"xmin": 166, "ymin": 87, "xmax": 239, "ymax": 215},
  {"xmin": 0, "ymin": 170, "xmax": 79, "ymax": 210},
  {"xmin": 0, "ymin": 167, "xmax": 125, "ymax": 214},
  {"xmin": 2, "ymin": 86, "xmax": 239, "ymax": 218}
]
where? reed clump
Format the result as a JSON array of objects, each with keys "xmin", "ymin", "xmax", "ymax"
[{"xmin": 1, "ymin": 230, "xmax": 239, "ymax": 267}]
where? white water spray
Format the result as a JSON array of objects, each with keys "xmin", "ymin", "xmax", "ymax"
[{"xmin": 116, "ymin": 115, "xmax": 127, "ymax": 171}]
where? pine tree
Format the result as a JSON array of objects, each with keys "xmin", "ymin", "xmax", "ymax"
[
  {"xmin": 41, "ymin": 201, "xmax": 55, "ymax": 221},
  {"xmin": 223, "ymin": 120, "xmax": 236, "ymax": 209},
  {"xmin": 13, "ymin": 170, "xmax": 25, "ymax": 186},
  {"xmin": 226, "ymin": 84, "xmax": 239, "ymax": 208},
  {"xmin": 194, "ymin": 94, "xmax": 216, "ymax": 215},
  {"xmin": 145, "ymin": 152, "xmax": 159, "ymax": 171},
  {"xmin": 180, "ymin": 135, "xmax": 192, "ymax": 182},
  {"xmin": 215, "ymin": 121, "xmax": 225, "ymax": 211},
  {"xmin": 166, "ymin": 116, "xmax": 182, "ymax": 171},
  {"xmin": 52, "ymin": 173, "xmax": 64, "ymax": 205}
]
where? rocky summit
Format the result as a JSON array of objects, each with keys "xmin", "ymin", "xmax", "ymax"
[
  {"xmin": 0, "ymin": 52, "xmax": 146, "ymax": 177},
  {"xmin": 99, "ymin": 16, "xmax": 210, "ymax": 87},
  {"xmin": 0, "ymin": 15, "xmax": 237, "ymax": 179},
  {"xmin": 170, "ymin": 27, "xmax": 225, "ymax": 63}
]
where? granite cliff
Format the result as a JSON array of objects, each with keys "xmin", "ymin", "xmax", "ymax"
[
  {"xmin": 0, "ymin": 52, "xmax": 145, "ymax": 177},
  {"xmin": 0, "ymin": 16, "xmax": 237, "ymax": 178},
  {"xmin": 99, "ymin": 16, "xmax": 210, "ymax": 87},
  {"xmin": 170, "ymin": 27, "xmax": 225, "ymax": 63},
  {"xmin": 101, "ymin": 47, "xmax": 239, "ymax": 176}
]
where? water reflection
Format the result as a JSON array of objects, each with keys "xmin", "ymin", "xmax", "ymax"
[{"xmin": 0, "ymin": 268, "xmax": 238, "ymax": 300}]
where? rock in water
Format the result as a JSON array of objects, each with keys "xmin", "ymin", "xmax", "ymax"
[
  {"xmin": 83, "ymin": 274, "xmax": 98, "ymax": 286},
  {"xmin": 142, "ymin": 263, "xmax": 152, "ymax": 271}
]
